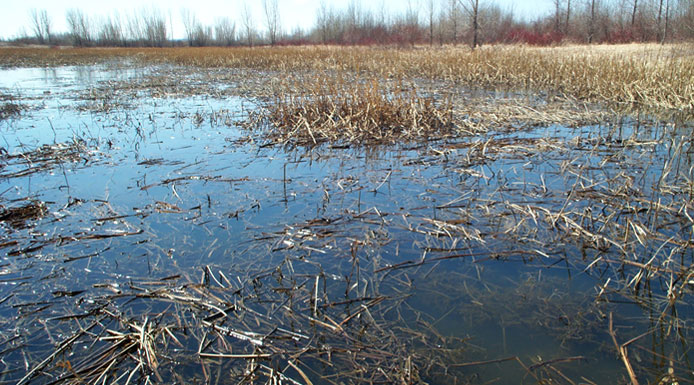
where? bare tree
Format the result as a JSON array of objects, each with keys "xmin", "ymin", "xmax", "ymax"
[
  {"xmin": 181, "ymin": 9, "xmax": 212, "ymax": 47},
  {"xmin": 550, "ymin": 0, "xmax": 571, "ymax": 35},
  {"xmin": 215, "ymin": 17, "xmax": 236, "ymax": 46},
  {"xmin": 659, "ymin": 0, "xmax": 671, "ymax": 42},
  {"xmin": 676, "ymin": 0, "xmax": 694, "ymax": 38},
  {"xmin": 653, "ymin": 0, "xmax": 673, "ymax": 41},
  {"xmin": 125, "ymin": 11, "xmax": 144, "ymax": 44},
  {"xmin": 659, "ymin": 0, "xmax": 666, "ymax": 34},
  {"xmin": 377, "ymin": 0, "xmax": 388, "ymax": 26},
  {"xmin": 316, "ymin": 1, "xmax": 342, "ymax": 44},
  {"xmin": 406, "ymin": 0, "xmax": 420, "ymax": 46},
  {"xmin": 263, "ymin": 0, "xmax": 281, "ymax": 45},
  {"xmin": 459, "ymin": 0, "xmax": 480, "ymax": 48},
  {"xmin": 630, "ymin": 0, "xmax": 639, "ymax": 26},
  {"xmin": 181, "ymin": 9, "xmax": 196, "ymax": 46},
  {"xmin": 98, "ymin": 13, "xmax": 124, "ymax": 46},
  {"xmin": 121, "ymin": 8, "xmax": 168, "ymax": 47},
  {"xmin": 66, "ymin": 9, "xmax": 92, "ymax": 47},
  {"xmin": 390, "ymin": 0, "xmax": 421, "ymax": 46},
  {"xmin": 553, "ymin": 0, "xmax": 563, "ymax": 32},
  {"xmin": 437, "ymin": 6, "xmax": 447, "ymax": 44},
  {"xmin": 427, "ymin": 0, "xmax": 437, "ymax": 45},
  {"xmin": 343, "ymin": 0, "xmax": 362, "ymax": 43},
  {"xmin": 317, "ymin": 0, "xmax": 330, "ymax": 43},
  {"xmin": 29, "ymin": 9, "xmax": 51, "ymax": 44},
  {"xmin": 448, "ymin": 0, "xmax": 461, "ymax": 44},
  {"xmin": 142, "ymin": 8, "xmax": 168, "ymax": 47},
  {"xmin": 241, "ymin": 2, "xmax": 256, "ymax": 47},
  {"xmin": 587, "ymin": 0, "xmax": 597, "ymax": 43}
]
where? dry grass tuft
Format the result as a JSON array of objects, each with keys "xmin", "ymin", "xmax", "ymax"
[{"xmin": 264, "ymin": 77, "xmax": 455, "ymax": 146}]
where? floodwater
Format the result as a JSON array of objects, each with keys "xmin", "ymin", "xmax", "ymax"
[{"xmin": 0, "ymin": 64, "xmax": 692, "ymax": 384}]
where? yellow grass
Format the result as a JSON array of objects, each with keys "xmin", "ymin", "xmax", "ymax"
[
  {"xmin": 1, "ymin": 43, "xmax": 692, "ymax": 112},
  {"xmin": 264, "ymin": 76, "xmax": 454, "ymax": 145}
]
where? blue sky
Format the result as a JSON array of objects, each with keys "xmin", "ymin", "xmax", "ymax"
[{"xmin": 0, "ymin": 0, "xmax": 552, "ymax": 40}]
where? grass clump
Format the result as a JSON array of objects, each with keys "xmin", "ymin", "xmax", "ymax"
[{"xmin": 264, "ymin": 77, "xmax": 455, "ymax": 146}]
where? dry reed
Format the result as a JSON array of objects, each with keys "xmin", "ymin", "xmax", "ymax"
[
  {"xmin": 1, "ymin": 44, "xmax": 691, "ymax": 112},
  {"xmin": 263, "ymin": 76, "xmax": 454, "ymax": 146}
]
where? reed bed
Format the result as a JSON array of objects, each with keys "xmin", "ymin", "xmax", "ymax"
[
  {"xmin": 258, "ymin": 76, "xmax": 611, "ymax": 146},
  {"xmin": 1, "ymin": 44, "xmax": 692, "ymax": 112}
]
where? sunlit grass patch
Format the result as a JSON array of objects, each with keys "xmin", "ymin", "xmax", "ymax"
[
  {"xmin": 263, "ymin": 77, "xmax": 455, "ymax": 146},
  {"xmin": 1, "ymin": 44, "xmax": 692, "ymax": 113}
]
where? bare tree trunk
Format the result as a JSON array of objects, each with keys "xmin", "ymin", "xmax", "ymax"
[
  {"xmin": 405, "ymin": 0, "xmax": 419, "ymax": 47},
  {"xmin": 631, "ymin": 0, "xmax": 638, "ymax": 27},
  {"xmin": 588, "ymin": 0, "xmax": 596, "ymax": 43},
  {"xmin": 241, "ymin": 2, "xmax": 255, "ymax": 47},
  {"xmin": 181, "ymin": 9, "xmax": 195, "ymax": 46},
  {"xmin": 30, "ymin": 9, "xmax": 44, "ymax": 44},
  {"xmin": 214, "ymin": 18, "xmax": 236, "ymax": 46},
  {"xmin": 262, "ymin": 0, "xmax": 280, "ymax": 45},
  {"xmin": 472, "ymin": 0, "xmax": 479, "ymax": 48},
  {"xmin": 428, "ymin": 0, "xmax": 435, "ymax": 45},
  {"xmin": 554, "ymin": 0, "xmax": 562, "ymax": 33},
  {"xmin": 661, "ymin": 0, "xmax": 669, "ymax": 43},
  {"xmin": 566, "ymin": 0, "xmax": 571, "ymax": 34},
  {"xmin": 438, "ymin": 8, "xmax": 446, "ymax": 45},
  {"xmin": 98, "ymin": 14, "xmax": 124, "ymax": 46},
  {"xmin": 683, "ymin": 0, "xmax": 694, "ymax": 38},
  {"xmin": 449, "ymin": 0, "xmax": 458, "ymax": 45},
  {"xmin": 142, "ymin": 9, "xmax": 168, "ymax": 47},
  {"xmin": 317, "ymin": 0, "xmax": 329, "ymax": 44},
  {"xmin": 458, "ymin": 0, "xmax": 480, "ymax": 48},
  {"xmin": 657, "ymin": 0, "xmax": 664, "ymax": 41}
]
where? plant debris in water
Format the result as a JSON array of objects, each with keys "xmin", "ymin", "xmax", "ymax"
[
  {"xmin": 0, "ymin": 102, "xmax": 22, "ymax": 120},
  {"xmin": 0, "ymin": 200, "xmax": 47, "ymax": 229},
  {"xmin": 0, "ymin": 139, "xmax": 94, "ymax": 179}
]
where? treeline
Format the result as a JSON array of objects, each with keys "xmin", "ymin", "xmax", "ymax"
[
  {"xmin": 24, "ymin": 8, "xmax": 172, "ymax": 48},
  {"xmin": 13, "ymin": 0, "xmax": 694, "ymax": 48}
]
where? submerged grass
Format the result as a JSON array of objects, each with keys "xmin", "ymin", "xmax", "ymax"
[
  {"xmin": 0, "ymin": 200, "xmax": 47, "ymax": 229},
  {"xmin": 0, "ymin": 102, "xmax": 22, "ymax": 120}
]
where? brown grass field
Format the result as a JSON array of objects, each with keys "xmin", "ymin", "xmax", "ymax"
[{"xmin": 1, "ymin": 43, "xmax": 692, "ymax": 113}]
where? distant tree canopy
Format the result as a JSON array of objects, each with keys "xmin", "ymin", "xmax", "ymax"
[{"xmin": 12, "ymin": 0, "xmax": 694, "ymax": 48}]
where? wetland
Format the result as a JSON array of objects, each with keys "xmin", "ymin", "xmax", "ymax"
[{"xmin": 0, "ymin": 44, "xmax": 693, "ymax": 384}]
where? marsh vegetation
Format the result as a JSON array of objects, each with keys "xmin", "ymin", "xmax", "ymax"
[{"xmin": 0, "ymin": 44, "xmax": 692, "ymax": 384}]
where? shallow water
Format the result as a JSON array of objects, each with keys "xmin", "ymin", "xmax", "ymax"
[{"xmin": 0, "ymin": 64, "xmax": 692, "ymax": 384}]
